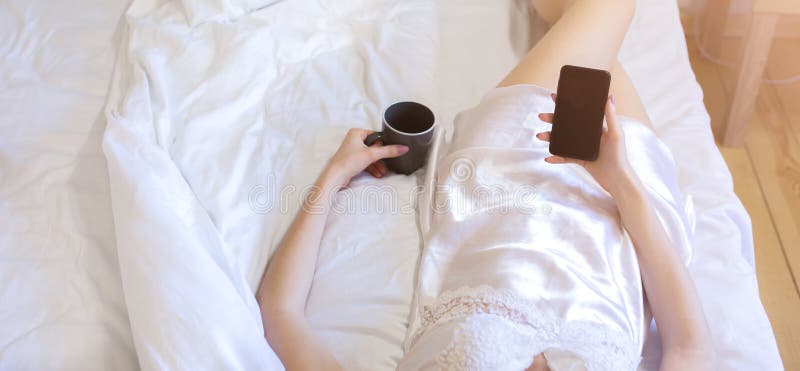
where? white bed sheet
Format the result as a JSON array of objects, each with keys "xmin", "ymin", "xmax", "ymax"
[
  {"xmin": 0, "ymin": 0, "xmax": 137, "ymax": 369},
  {"xmin": 0, "ymin": 0, "xmax": 783, "ymax": 370}
]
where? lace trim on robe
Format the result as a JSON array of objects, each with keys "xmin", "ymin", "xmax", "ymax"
[{"xmin": 410, "ymin": 285, "xmax": 641, "ymax": 371}]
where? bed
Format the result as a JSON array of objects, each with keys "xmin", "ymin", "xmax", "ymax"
[{"xmin": 0, "ymin": 0, "xmax": 783, "ymax": 370}]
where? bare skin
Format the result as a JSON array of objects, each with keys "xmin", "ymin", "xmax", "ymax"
[
  {"xmin": 537, "ymin": 95, "xmax": 713, "ymax": 371},
  {"xmin": 516, "ymin": 0, "xmax": 713, "ymax": 369},
  {"xmin": 256, "ymin": 129, "xmax": 407, "ymax": 370},
  {"xmin": 257, "ymin": 0, "xmax": 712, "ymax": 369}
]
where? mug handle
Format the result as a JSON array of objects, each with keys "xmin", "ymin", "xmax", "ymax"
[{"xmin": 364, "ymin": 131, "xmax": 384, "ymax": 146}]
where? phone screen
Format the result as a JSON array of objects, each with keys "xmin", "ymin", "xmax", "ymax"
[{"xmin": 548, "ymin": 65, "xmax": 611, "ymax": 161}]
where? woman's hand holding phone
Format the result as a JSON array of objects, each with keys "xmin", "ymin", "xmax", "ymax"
[{"xmin": 536, "ymin": 93, "xmax": 638, "ymax": 197}]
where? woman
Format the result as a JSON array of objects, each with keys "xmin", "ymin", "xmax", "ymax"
[{"xmin": 256, "ymin": 0, "xmax": 712, "ymax": 369}]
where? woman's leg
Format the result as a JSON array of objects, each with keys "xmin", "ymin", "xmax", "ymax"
[
  {"xmin": 609, "ymin": 60, "xmax": 652, "ymax": 127},
  {"xmin": 498, "ymin": 0, "xmax": 635, "ymax": 91},
  {"xmin": 501, "ymin": 0, "xmax": 652, "ymax": 126}
]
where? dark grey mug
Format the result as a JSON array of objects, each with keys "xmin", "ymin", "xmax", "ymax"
[{"xmin": 364, "ymin": 101, "xmax": 436, "ymax": 175}]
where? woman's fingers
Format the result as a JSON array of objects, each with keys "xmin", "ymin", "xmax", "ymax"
[
  {"xmin": 366, "ymin": 163, "xmax": 378, "ymax": 177},
  {"xmin": 544, "ymin": 155, "xmax": 585, "ymax": 167},
  {"xmin": 376, "ymin": 161, "xmax": 388, "ymax": 176},
  {"xmin": 369, "ymin": 144, "xmax": 409, "ymax": 160},
  {"xmin": 366, "ymin": 163, "xmax": 382, "ymax": 178},
  {"xmin": 536, "ymin": 131, "xmax": 551, "ymax": 142},
  {"xmin": 366, "ymin": 138, "xmax": 384, "ymax": 148},
  {"xmin": 366, "ymin": 161, "xmax": 391, "ymax": 178},
  {"xmin": 544, "ymin": 155, "xmax": 567, "ymax": 164},
  {"xmin": 605, "ymin": 94, "xmax": 620, "ymax": 136},
  {"xmin": 350, "ymin": 128, "xmax": 375, "ymax": 141}
]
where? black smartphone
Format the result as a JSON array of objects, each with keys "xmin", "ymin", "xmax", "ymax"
[{"xmin": 548, "ymin": 65, "xmax": 611, "ymax": 161}]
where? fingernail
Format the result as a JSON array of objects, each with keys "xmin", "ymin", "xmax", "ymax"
[
  {"xmin": 610, "ymin": 94, "xmax": 616, "ymax": 105},
  {"xmin": 399, "ymin": 146, "xmax": 409, "ymax": 154}
]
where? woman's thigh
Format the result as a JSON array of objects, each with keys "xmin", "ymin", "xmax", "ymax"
[
  {"xmin": 500, "ymin": 0, "xmax": 650, "ymax": 126},
  {"xmin": 609, "ymin": 61, "xmax": 652, "ymax": 127},
  {"xmin": 498, "ymin": 0, "xmax": 635, "ymax": 92}
]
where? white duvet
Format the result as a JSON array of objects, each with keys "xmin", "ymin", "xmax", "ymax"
[{"xmin": 103, "ymin": 0, "xmax": 435, "ymax": 368}]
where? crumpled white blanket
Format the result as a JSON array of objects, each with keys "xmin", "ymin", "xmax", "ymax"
[{"xmin": 103, "ymin": 0, "xmax": 435, "ymax": 369}]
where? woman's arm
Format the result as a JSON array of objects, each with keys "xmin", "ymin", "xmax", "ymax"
[
  {"xmin": 609, "ymin": 171, "xmax": 712, "ymax": 370},
  {"xmin": 256, "ymin": 129, "xmax": 408, "ymax": 370},
  {"xmin": 538, "ymin": 96, "xmax": 713, "ymax": 370}
]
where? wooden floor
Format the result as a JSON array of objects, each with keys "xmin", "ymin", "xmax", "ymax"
[{"xmin": 684, "ymin": 32, "xmax": 800, "ymax": 368}]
